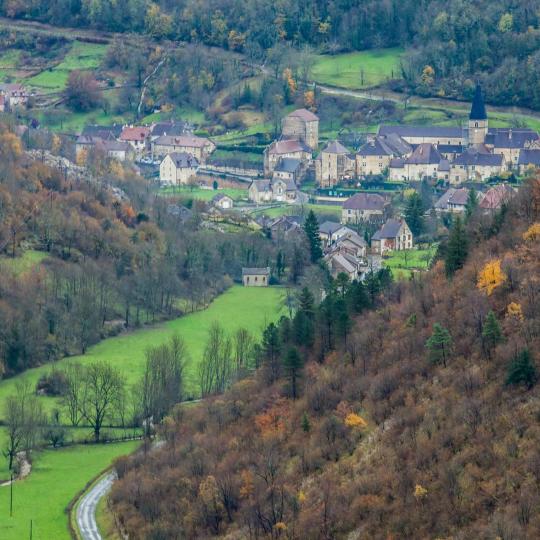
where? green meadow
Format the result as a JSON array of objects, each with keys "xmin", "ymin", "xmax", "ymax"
[
  {"xmin": 27, "ymin": 41, "xmax": 108, "ymax": 93},
  {"xmin": 0, "ymin": 441, "xmax": 140, "ymax": 540},
  {"xmin": 383, "ymin": 246, "xmax": 437, "ymax": 280},
  {"xmin": 0, "ymin": 285, "xmax": 284, "ymax": 415},
  {"xmin": 159, "ymin": 186, "xmax": 249, "ymax": 201},
  {"xmin": 311, "ymin": 48, "xmax": 404, "ymax": 89}
]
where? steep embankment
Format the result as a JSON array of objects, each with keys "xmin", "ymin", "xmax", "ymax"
[{"xmin": 111, "ymin": 180, "xmax": 540, "ymax": 539}]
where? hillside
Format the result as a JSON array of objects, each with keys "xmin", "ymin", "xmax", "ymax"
[
  {"xmin": 4, "ymin": 1, "xmax": 540, "ymax": 109},
  {"xmin": 110, "ymin": 179, "xmax": 540, "ymax": 539}
]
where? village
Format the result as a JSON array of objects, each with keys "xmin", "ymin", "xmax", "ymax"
[{"xmin": 0, "ymin": 81, "xmax": 531, "ymax": 281}]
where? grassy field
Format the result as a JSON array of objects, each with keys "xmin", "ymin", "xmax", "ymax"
[
  {"xmin": 159, "ymin": 186, "xmax": 249, "ymax": 201},
  {"xmin": 0, "ymin": 285, "xmax": 284, "ymax": 423},
  {"xmin": 0, "ymin": 250, "xmax": 48, "ymax": 276},
  {"xmin": 27, "ymin": 41, "xmax": 108, "ymax": 93},
  {"xmin": 250, "ymin": 203, "xmax": 342, "ymax": 220},
  {"xmin": 311, "ymin": 48, "xmax": 404, "ymax": 90},
  {"xmin": 383, "ymin": 246, "xmax": 437, "ymax": 280},
  {"xmin": 0, "ymin": 441, "xmax": 140, "ymax": 540}
]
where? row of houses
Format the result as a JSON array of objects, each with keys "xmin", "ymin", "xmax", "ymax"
[
  {"xmin": 76, "ymin": 121, "xmax": 216, "ymax": 164},
  {"xmin": 263, "ymin": 86, "xmax": 540, "ymax": 188}
]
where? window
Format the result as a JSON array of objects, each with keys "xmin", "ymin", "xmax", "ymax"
[{"xmin": 255, "ymin": 276, "xmax": 258, "ymax": 282}]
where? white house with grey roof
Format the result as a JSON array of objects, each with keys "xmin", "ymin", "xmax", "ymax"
[
  {"xmin": 242, "ymin": 267, "xmax": 270, "ymax": 287},
  {"xmin": 449, "ymin": 148, "xmax": 503, "ymax": 183},
  {"xmin": 341, "ymin": 192, "xmax": 388, "ymax": 224},
  {"xmin": 357, "ymin": 135, "xmax": 412, "ymax": 178},
  {"xmin": 160, "ymin": 153, "xmax": 199, "ymax": 185},
  {"xmin": 318, "ymin": 221, "xmax": 354, "ymax": 247},
  {"xmin": 371, "ymin": 219, "xmax": 413, "ymax": 255}
]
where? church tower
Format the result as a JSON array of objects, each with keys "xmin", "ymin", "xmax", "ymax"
[{"xmin": 468, "ymin": 83, "xmax": 488, "ymax": 147}]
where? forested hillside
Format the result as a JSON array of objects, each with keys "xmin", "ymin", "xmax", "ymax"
[
  {"xmin": 5, "ymin": 1, "xmax": 540, "ymax": 108},
  {"xmin": 110, "ymin": 178, "xmax": 540, "ymax": 539},
  {"xmin": 0, "ymin": 124, "xmax": 289, "ymax": 379}
]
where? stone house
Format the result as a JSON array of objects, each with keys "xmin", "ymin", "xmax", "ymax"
[
  {"xmin": 100, "ymin": 140, "xmax": 133, "ymax": 161},
  {"xmin": 242, "ymin": 267, "xmax": 270, "ymax": 287},
  {"xmin": 356, "ymin": 134, "xmax": 412, "ymax": 178},
  {"xmin": 371, "ymin": 219, "xmax": 413, "ymax": 255},
  {"xmin": 272, "ymin": 157, "xmax": 302, "ymax": 184},
  {"xmin": 378, "ymin": 125, "xmax": 465, "ymax": 147},
  {"xmin": 518, "ymin": 149, "xmax": 540, "ymax": 174},
  {"xmin": 159, "ymin": 153, "xmax": 199, "ymax": 185},
  {"xmin": 150, "ymin": 120, "xmax": 186, "ymax": 141},
  {"xmin": 319, "ymin": 221, "xmax": 354, "ymax": 247},
  {"xmin": 341, "ymin": 193, "xmax": 388, "ymax": 224},
  {"xmin": 434, "ymin": 188, "xmax": 473, "ymax": 214},
  {"xmin": 324, "ymin": 251, "xmax": 360, "ymax": 281},
  {"xmin": 449, "ymin": 149, "xmax": 503, "ymax": 183},
  {"xmin": 264, "ymin": 139, "xmax": 312, "ymax": 176},
  {"xmin": 333, "ymin": 231, "xmax": 367, "ymax": 259},
  {"xmin": 248, "ymin": 178, "xmax": 297, "ymax": 204},
  {"xmin": 388, "ymin": 143, "xmax": 444, "ymax": 181},
  {"xmin": 281, "ymin": 108, "xmax": 319, "ymax": 150},
  {"xmin": 152, "ymin": 135, "xmax": 215, "ymax": 163},
  {"xmin": 315, "ymin": 140, "xmax": 356, "ymax": 187},
  {"xmin": 119, "ymin": 126, "xmax": 151, "ymax": 156},
  {"xmin": 212, "ymin": 193, "xmax": 234, "ymax": 210},
  {"xmin": 479, "ymin": 184, "xmax": 515, "ymax": 212}
]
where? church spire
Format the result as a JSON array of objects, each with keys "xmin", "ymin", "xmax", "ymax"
[{"xmin": 470, "ymin": 83, "xmax": 487, "ymax": 121}]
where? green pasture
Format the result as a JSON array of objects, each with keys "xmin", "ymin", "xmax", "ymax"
[
  {"xmin": 0, "ymin": 285, "xmax": 284, "ymax": 419},
  {"xmin": 383, "ymin": 246, "xmax": 437, "ymax": 280},
  {"xmin": 250, "ymin": 203, "xmax": 342, "ymax": 220},
  {"xmin": 311, "ymin": 48, "xmax": 404, "ymax": 89},
  {"xmin": 0, "ymin": 250, "xmax": 48, "ymax": 276},
  {"xmin": 0, "ymin": 441, "xmax": 139, "ymax": 540},
  {"xmin": 159, "ymin": 186, "xmax": 249, "ymax": 201},
  {"xmin": 26, "ymin": 41, "xmax": 108, "ymax": 93}
]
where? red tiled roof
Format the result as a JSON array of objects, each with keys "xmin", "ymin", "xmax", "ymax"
[
  {"xmin": 119, "ymin": 126, "xmax": 151, "ymax": 142},
  {"xmin": 268, "ymin": 139, "xmax": 310, "ymax": 155},
  {"xmin": 479, "ymin": 184, "xmax": 515, "ymax": 209}
]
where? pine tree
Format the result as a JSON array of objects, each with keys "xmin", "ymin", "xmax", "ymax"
[
  {"xmin": 465, "ymin": 187, "xmax": 479, "ymax": 219},
  {"xmin": 283, "ymin": 347, "xmax": 304, "ymax": 399},
  {"xmin": 262, "ymin": 322, "xmax": 281, "ymax": 383},
  {"xmin": 445, "ymin": 216, "xmax": 469, "ymax": 276},
  {"xmin": 275, "ymin": 250, "xmax": 285, "ymax": 279},
  {"xmin": 506, "ymin": 349, "xmax": 537, "ymax": 389},
  {"xmin": 303, "ymin": 210, "xmax": 323, "ymax": 263},
  {"xmin": 297, "ymin": 287, "xmax": 315, "ymax": 315},
  {"xmin": 301, "ymin": 412, "xmax": 311, "ymax": 433},
  {"xmin": 348, "ymin": 281, "xmax": 369, "ymax": 314},
  {"xmin": 426, "ymin": 323, "xmax": 452, "ymax": 367},
  {"xmin": 404, "ymin": 192, "xmax": 425, "ymax": 237},
  {"xmin": 335, "ymin": 297, "xmax": 351, "ymax": 344},
  {"xmin": 482, "ymin": 310, "xmax": 503, "ymax": 357}
]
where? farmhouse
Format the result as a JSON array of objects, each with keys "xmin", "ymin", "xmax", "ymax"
[
  {"xmin": 212, "ymin": 194, "xmax": 234, "ymax": 210},
  {"xmin": 371, "ymin": 219, "xmax": 413, "ymax": 254},
  {"xmin": 242, "ymin": 267, "xmax": 270, "ymax": 287},
  {"xmin": 434, "ymin": 188, "xmax": 473, "ymax": 213},
  {"xmin": 248, "ymin": 178, "xmax": 297, "ymax": 204},
  {"xmin": 153, "ymin": 135, "xmax": 215, "ymax": 163},
  {"xmin": 159, "ymin": 153, "xmax": 199, "ymax": 185},
  {"xmin": 281, "ymin": 108, "xmax": 319, "ymax": 150},
  {"xmin": 119, "ymin": 126, "xmax": 151, "ymax": 156},
  {"xmin": 319, "ymin": 221, "xmax": 354, "ymax": 247},
  {"xmin": 341, "ymin": 193, "xmax": 388, "ymax": 224},
  {"xmin": 315, "ymin": 141, "xmax": 356, "ymax": 187}
]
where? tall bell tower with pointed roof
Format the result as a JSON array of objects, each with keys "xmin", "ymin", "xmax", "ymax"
[{"xmin": 468, "ymin": 83, "xmax": 488, "ymax": 147}]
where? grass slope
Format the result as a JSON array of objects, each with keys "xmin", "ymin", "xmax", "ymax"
[
  {"xmin": 383, "ymin": 246, "xmax": 437, "ymax": 280},
  {"xmin": 0, "ymin": 250, "xmax": 48, "ymax": 276},
  {"xmin": 159, "ymin": 186, "xmax": 249, "ymax": 201},
  {"xmin": 0, "ymin": 285, "xmax": 284, "ymax": 421},
  {"xmin": 27, "ymin": 41, "xmax": 108, "ymax": 93},
  {"xmin": 311, "ymin": 48, "xmax": 404, "ymax": 89},
  {"xmin": 0, "ymin": 441, "xmax": 139, "ymax": 540}
]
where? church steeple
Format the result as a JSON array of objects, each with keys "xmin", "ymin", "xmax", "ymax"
[
  {"xmin": 470, "ymin": 83, "xmax": 487, "ymax": 121},
  {"xmin": 468, "ymin": 83, "xmax": 488, "ymax": 147}
]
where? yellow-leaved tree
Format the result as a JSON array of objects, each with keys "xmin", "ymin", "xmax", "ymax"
[
  {"xmin": 414, "ymin": 484, "xmax": 428, "ymax": 500},
  {"xmin": 506, "ymin": 302, "xmax": 524, "ymax": 321},
  {"xmin": 344, "ymin": 412, "xmax": 368, "ymax": 429},
  {"xmin": 477, "ymin": 259, "xmax": 507, "ymax": 295},
  {"xmin": 523, "ymin": 223, "xmax": 540, "ymax": 241}
]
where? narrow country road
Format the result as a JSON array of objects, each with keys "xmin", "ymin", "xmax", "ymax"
[{"xmin": 76, "ymin": 471, "xmax": 116, "ymax": 540}]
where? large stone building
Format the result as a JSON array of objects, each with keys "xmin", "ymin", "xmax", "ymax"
[
  {"xmin": 371, "ymin": 219, "xmax": 413, "ymax": 254},
  {"xmin": 152, "ymin": 135, "xmax": 215, "ymax": 163},
  {"xmin": 315, "ymin": 141, "xmax": 356, "ymax": 187},
  {"xmin": 341, "ymin": 193, "xmax": 388, "ymax": 224},
  {"xmin": 159, "ymin": 153, "xmax": 199, "ymax": 185},
  {"xmin": 281, "ymin": 109, "xmax": 319, "ymax": 150},
  {"xmin": 263, "ymin": 139, "xmax": 312, "ymax": 176},
  {"xmin": 356, "ymin": 134, "xmax": 412, "ymax": 177}
]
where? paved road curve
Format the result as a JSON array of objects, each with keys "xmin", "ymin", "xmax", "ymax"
[{"xmin": 76, "ymin": 471, "xmax": 116, "ymax": 540}]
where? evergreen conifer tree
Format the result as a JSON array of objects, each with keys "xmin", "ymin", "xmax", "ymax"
[
  {"xmin": 426, "ymin": 323, "xmax": 453, "ymax": 367},
  {"xmin": 404, "ymin": 192, "xmax": 425, "ymax": 236},
  {"xmin": 283, "ymin": 347, "xmax": 304, "ymax": 399},
  {"xmin": 506, "ymin": 349, "xmax": 537, "ymax": 389},
  {"xmin": 482, "ymin": 310, "xmax": 503, "ymax": 357},
  {"xmin": 445, "ymin": 216, "xmax": 469, "ymax": 276},
  {"xmin": 303, "ymin": 210, "xmax": 323, "ymax": 263},
  {"xmin": 465, "ymin": 187, "xmax": 479, "ymax": 219}
]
